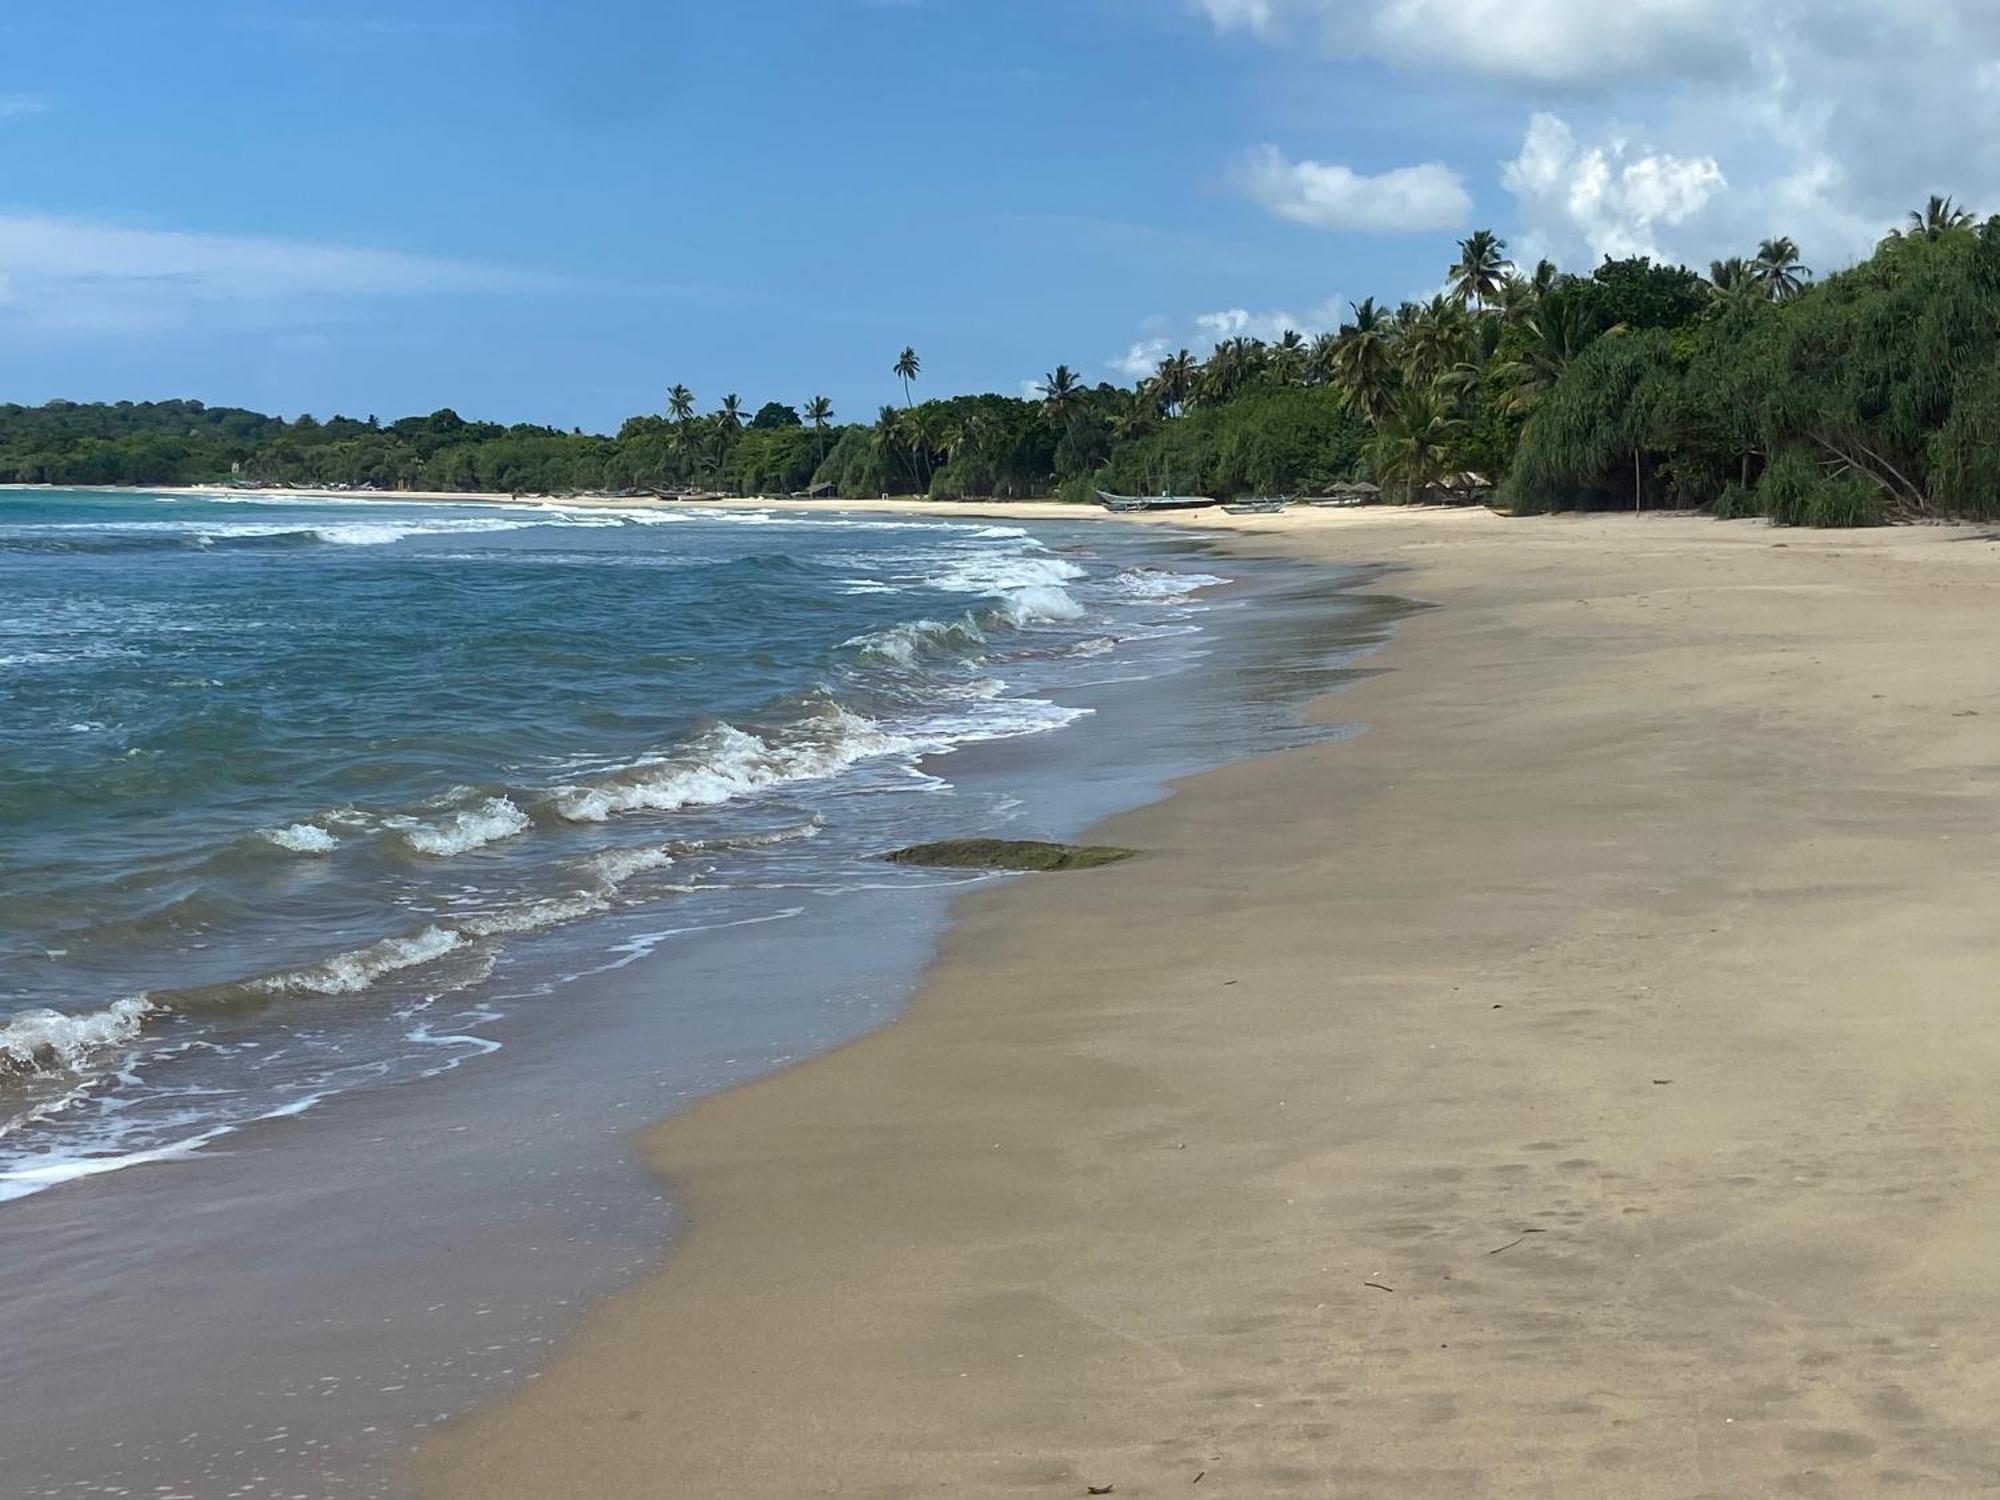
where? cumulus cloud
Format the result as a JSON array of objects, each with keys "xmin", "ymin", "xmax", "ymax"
[
  {"xmin": 1502, "ymin": 113, "xmax": 1725, "ymax": 262},
  {"xmin": 1232, "ymin": 145, "xmax": 1472, "ymax": 233},
  {"xmin": 1106, "ymin": 296, "xmax": 1343, "ymax": 378},
  {"xmin": 0, "ymin": 213, "xmax": 558, "ymax": 332},
  {"xmin": 1109, "ymin": 337, "xmax": 1173, "ymax": 377},
  {"xmin": 1195, "ymin": 0, "xmax": 2000, "ymax": 273}
]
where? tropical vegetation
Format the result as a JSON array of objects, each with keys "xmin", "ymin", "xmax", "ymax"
[{"xmin": 8, "ymin": 199, "xmax": 2000, "ymax": 525}]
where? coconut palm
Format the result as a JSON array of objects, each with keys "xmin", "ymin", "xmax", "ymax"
[
  {"xmin": 1752, "ymin": 237, "xmax": 1812, "ymax": 301},
  {"xmin": 1152, "ymin": 349, "xmax": 1196, "ymax": 416},
  {"xmin": 1038, "ymin": 364, "xmax": 1083, "ymax": 425},
  {"xmin": 1332, "ymin": 298, "xmax": 1396, "ymax": 427},
  {"xmin": 894, "ymin": 347, "xmax": 921, "ymax": 406},
  {"xmin": 1451, "ymin": 229, "xmax": 1512, "ymax": 312},
  {"xmin": 897, "ymin": 406, "xmax": 936, "ymax": 491},
  {"xmin": 1110, "ymin": 391, "xmax": 1157, "ymax": 443},
  {"xmin": 1368, "ymin": 383, "xmax": 1466, "ymax": 503},
  {"xmin": 804, "ymin": 395, "xmax": 834, "ymax": 463},
  {"xmin": 1708, "ymin": 256, "xmax": 1756, "ymax": 299},
  {"xmin": 1306, "ymin": 331, "xmax": 1341, "ymax": 387},
  {"xmin": 1908, "ymin": 194, "xmax": 1976, "ymax": 241},
  {"xmin": 1493, "ymin": 272, "xmax": 1541, "ymax": 328},
  {"xmin": 1498, "ymin": 284, "xmax": 1598, "ymax": 414},
  {"xmin": 1269, "ymin": 329, "xmax": 1308, "ymax": 385},
  {"xmin": 668, "ymin": 384, "xmax": 695, "ymax": 423},
  {"xmin": 716, "ymin": 393, "xmax": 746, "ymax": 433},
  {"xmin": 1402, "ymin": 296, "xmax": 1469, "ymax": 386}
]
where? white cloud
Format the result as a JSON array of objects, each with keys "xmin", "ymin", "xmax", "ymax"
[
  {"xmin": 1232, "ymin": 145, "xmax": 1472, "ymax": 233},
  {"xmin": 1106, "ymin": 296, "xmax": 1343, "ymax": 377},
  {"xmin": 1191, "ymin": 0, "xmax": 1732, "ymax": 86},
  {"xmin": 1109, "ymin": 337, "xmax": 1172, "ymax": 377},
  {"xmin": 1502, "ymin": 113, "xmax": 1725, "ymax": 262},
  {"xmin": 0, "ymin": 213, "xmax": 557, "ymax": 332},
  {"xmin": 1197, "ymin": 1, "xmax": 2000, "ymax": 273}
]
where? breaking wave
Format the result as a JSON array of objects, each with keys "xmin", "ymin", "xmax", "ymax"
[
  {"xmin": 0, "ymin": 998, "xmax": 153, "ymax": 1078},
  {"xmin": 388, "ymin": 797, "xmax": 533, "ymax": 857}
]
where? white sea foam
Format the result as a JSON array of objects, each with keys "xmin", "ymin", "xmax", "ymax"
[
  {"xmin": 991, "ymin": 584, "xmax": 1086, "ymax": 624},
  {"xmin": 263, "ymin": 822, "xmax": 339, "ymax": 854},
  {"xmin": 1111, "ymin": 568, "xmax": 1229, "ymax": 602},
  {"xmin": 458, "ymin": 892, "xmax": 609, "ymax": 937},
  {"xmin": 389, "ymin": 796, "xmax": 532, "ymax": 856},
  {"xmin": 0, "ymin": 997, "xmax": 153, "ymax": 1077},
  {"xmin": 257, "ymin": 925, "xmax": 465, "ymax": 996},
  {"xmin": 554, "ymin": 713, "xmax": 915, "ymax": 824},
  {"xmin": 583, "ymin": 845, "xmax": 680, "ymax": 887},
  {"xmin": 926, "ymin": 553, "xmax": 1086, "ymax": 596}
]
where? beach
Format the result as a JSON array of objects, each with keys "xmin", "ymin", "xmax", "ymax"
[{"xmin": 413, "ymin": 507, "xmax": 2000, "ymax": 1497}]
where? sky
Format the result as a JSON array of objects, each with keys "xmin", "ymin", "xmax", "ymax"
[{"xmin": 2, "ymin": 0, "xmax": 1997, "ymax": 432}]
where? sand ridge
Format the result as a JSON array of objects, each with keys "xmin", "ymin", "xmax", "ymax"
[{"xmin": 415, "ymin": 509, "xmax": 2000, "ymax": 1497}]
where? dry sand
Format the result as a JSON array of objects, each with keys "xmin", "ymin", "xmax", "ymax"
[{"xmin": 415, "ymin": 508, "xmax": 2000, "ymax": 1497}]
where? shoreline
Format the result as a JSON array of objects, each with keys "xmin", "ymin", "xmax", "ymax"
[{"xmin": 416, "ymin": 508, "xmax": 2000, "ymax": 1496}]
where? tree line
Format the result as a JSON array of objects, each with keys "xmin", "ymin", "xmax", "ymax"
[{"xmin": 5, "ymin": 196, "xmax": 1999, "ymax": 524}]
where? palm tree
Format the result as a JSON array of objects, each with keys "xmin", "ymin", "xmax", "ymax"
[
  {"xmin": 1752, "ymin": 237, "xmax": 1812, "ymax": 301},
  {"xmin": 1306, "ymin": 331, "xmax": 1341, "ymax": 387},
  {"xmin": 1368, "ymin": 383, "xmax": 1465, "ymax": 503},
  {"xmin": 716, "ymin": 394, "xmax": 746, "ymax": 433},
  {"xmin": 1498, "ymin": 284, "xmax": 1597, "ymax": 414},
  {"xmin": 894, "ymin": 347, "xmax": 921, "ymax": 406},
  {"xmin": 1038, "ymin": 364, "xmax": 1082, "ymax": 425},
  {"xmin": 1332, "ymin": 298, "xmax": 1396, "ymax": 427},
  {"xmin": 897, "ymin": 406, "xmax": 936, "ymax": 491},
  {"xmin": 1110, "ymin": 391, "xmax": 1157, "ymax": 443},
  {"xmin": 804, "ymin": 395, "xmax": 834, "ymax": 463},
  {"xmin": 1908, "ymin": 194, "xmax": 1976, "ymax": 241},
  {"xmin": 1402, "ymin": 295, "xmax": 1468, "ymax": 387},
  {"xmin": 873, "ymin": 405, "xmax": 915, "ymax": 492},
  {"xmin": 1269, "ymin": 329, "xmax": 1308, "ymax": 385},
  {"xmin": 1493, "ymin": 272, "xmax": 1540, "ymax": 328},
  {"xmin": 1150, "ymin": 349, "xmax": 1196, "ymax": 416},
  {"xmin": 1708, "ymin": 256, "xmax": 1755, "ymax": 299},
  {"xmin": 1451, "ymin": 229, "xmax": 1512, "ymax": 312},
  {"xmin": 668, "ymin": 384, "xmax": 695, "ymax": 423}
]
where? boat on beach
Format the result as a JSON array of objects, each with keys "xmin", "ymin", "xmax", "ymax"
[
  {"xmin": 1221, "ymin": 495, "xmax": 1290, "ymax": 515},
  {"xmin": 1095, "ymin": 490, "xmax": 1218, "ymax": 513}
]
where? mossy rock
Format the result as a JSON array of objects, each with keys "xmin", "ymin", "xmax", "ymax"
[{"xmin": 884, "ymin": 839, "xmax": 1137, "ymax": 872}]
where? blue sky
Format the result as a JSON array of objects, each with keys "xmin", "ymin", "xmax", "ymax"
[{"xmin": 0, "ymin": 1, "xmax": 1991, "ymax": 431}]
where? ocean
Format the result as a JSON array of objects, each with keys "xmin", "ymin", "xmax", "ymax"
[{"xmin": 0, "ymin": 490, "xmax": 1384, "ymax": 1497}]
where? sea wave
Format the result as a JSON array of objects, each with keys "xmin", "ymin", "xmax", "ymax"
[
  {"xmin": 387, "ymin": 796, "xmax": 533, "ymax": 856},
  {"xmin": 1111, "ymin": 568, "xmax": 1229, "ymax": 602},
  {"xmin": 842, "ymin": 613, "xmax": 987, "ymax": 666},
  {"xmin": 254, "ymin": 924, "xmax": 469, "ymax": 997},
  {"xmin": 0, "ymin": 998, "xmax": 153, "ymax": 1078},
  {"xmin": 262, "ymin": 822, "xmax": 340, "ymax": 854},
  {"xmin": 554, "ymin": 711, "xmax": 915, "ymax": 824}
]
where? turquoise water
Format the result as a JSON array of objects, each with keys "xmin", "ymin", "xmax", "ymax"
[{"xmin": 0, "ymin": 490, "xmax": 1227, "ymax": 1200}]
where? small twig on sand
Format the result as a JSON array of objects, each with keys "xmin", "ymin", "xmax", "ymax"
[
  {"xmin": 1487, "ymin": 1228, "xmax": 1546, "ymax": 1255},
  {"xmin": 1364, "ymin": 1281, "xmax": 1395, "ymax": 1293}
]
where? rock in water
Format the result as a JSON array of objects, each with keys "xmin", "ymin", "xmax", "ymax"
[{"xmin": 884, "ymin": 839, "xmax": 1137, "ymax": 872}]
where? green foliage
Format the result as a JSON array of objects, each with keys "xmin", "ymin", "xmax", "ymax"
[
  {"xmin": 1927, "ymin": 352, "xmax": 2000, "ymax": 521},
  {"xmin": 1502, "ymin": 329, "xmax": 1679, "ymax": 512},
  {"xmin": 1752, "ymin": 446, "xmax": 1886, "ymax": 528},
  {"xmin": 1579, "ymin": 257, "xmax": 1712, "ymax": 332},
  {"xmin": 1092, "ymin": 384, "xmax": 1365, "ymax": 497}
]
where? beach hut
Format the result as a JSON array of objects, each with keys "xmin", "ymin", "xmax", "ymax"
[{"xmin": 806, "ymin": 481, "xmax": 837, "ymax": 499}]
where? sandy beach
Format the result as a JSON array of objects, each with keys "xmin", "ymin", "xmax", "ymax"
[{"xmin": 395, "ymin": 505, "xmax": 2000, "ymax": 1497}]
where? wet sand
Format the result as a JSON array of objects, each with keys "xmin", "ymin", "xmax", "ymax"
[{"xmin": 416, "ymin": 509, "xmax": 2000, "ymax": 1497}]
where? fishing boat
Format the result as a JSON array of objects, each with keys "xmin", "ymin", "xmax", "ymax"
[
  {"xmin": 1221, "ymin": 495, "xmax": 1290, "ymax": 515},
  {"xmin": 1306, "ymin": 481, "xmax": 1382, "ymax": 508},
  {"xmin": 1095, "ymin": 490, "xmax": 1217, "ymax": 513}
]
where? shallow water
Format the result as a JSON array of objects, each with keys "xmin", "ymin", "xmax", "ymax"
[{"xmin": 0, "ymin": 494, "xmax": 1392, "ymax": 1498}]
